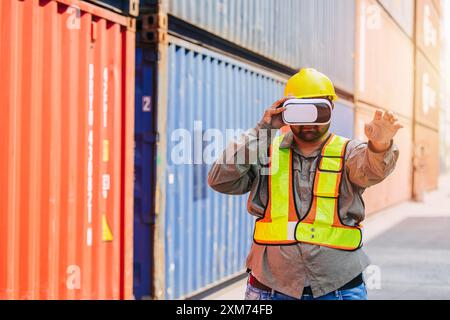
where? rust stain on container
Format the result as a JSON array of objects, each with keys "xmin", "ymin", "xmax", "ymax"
[
  {"xmin": 413, "ymin": 124, "xmax": 440, "ymax": 196},
  {"xmin": 354, "ymin": 104, "xmax": 413, "ymax": 215},
  {"xmin": 355, "ymin": 0, "xmax": 414, "ymax": 119},
  {"xmin": 415, "ymin": 49, "xmax": 440, "ymax": 129},
  {"xmin": 416, "ymin": 0, "xmax": 441, "ymax": 71},
  {"xmin": 0, "ymin": 0, "xmax": 135, "ymax": 299}
]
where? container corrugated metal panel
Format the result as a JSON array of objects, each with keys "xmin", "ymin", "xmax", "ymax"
[
  {"xmin": 0, "ymin": 0, "xmax": 135, "ymax": 299},
  {"xmin": 133, "ymin": 45, "xmax": 158, "ymax": 299},
  {"xmin": 86, "ymin": 0, "xmax": 139, "ymax": 17},
  {"xmin": 413, "ymin": 124, "xmax": 440, "ymax": 193},
  {"xmin": 438, "ymin": 106, "xmax": 447, "ymax": 173},
  {"xmin": 164, "ymin": 38, "xmax": 286, "ymax": 299},
  {"xmin": 354, "ymin": 104, "xmax": 413, "ymax": 215},
  {"xmin": 166, "ymin": 0, "xmax": 355, "ymax": 94},
  {"xmin": 330, "ymin": 100, "xmax": 355, "ymax": 139},
  {"xmin": 432, "ymin": 0, "xmax": 441, "ymax": 13},
  {"xmin": 415, "ymin": 49, "xmax": 440, "ymax": 129},
  {"xmin": 416, "ymin": 0, "xmax": 441, "ymax": 71},
  {"xmin": 356, "ymin": 0, "xmax": 414, "ymax": 119},
  {"xmin": 442, "ymin": 0, "xmax": 450, "ymax": 172},
  {"xmin": 378, "ymin": 0, "xmax": 414, "ymax": 37}
]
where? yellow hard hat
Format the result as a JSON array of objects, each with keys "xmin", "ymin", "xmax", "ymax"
[{"xmin": 284, "ymin": 68, "xmax": 337, "ymax": 101}]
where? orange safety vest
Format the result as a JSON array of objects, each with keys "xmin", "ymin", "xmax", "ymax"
[{"xmin": 253, "ymin": 133, "xmax": 363, "ymax": 251}]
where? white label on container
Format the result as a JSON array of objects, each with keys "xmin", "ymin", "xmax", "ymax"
[
  {"xmin": 422, "ymin": 73, "xmax": 436, "ymax": 115},
  {"xmin": 103, "ymin": 68, "xmax": 108, "ymax": 128},
  {"xmin": 86, "ymin": 227, "xmax": 93, "ymax": 247},
  {"xmin": 424, "ymin": 4, "xmax": 437, "ymax": 48},
  {"xmin": 168, "ymin": 173, "xmax": 175, "ymax": 185},
  {"xmin": 87, "ymin": 131, "xmax": 93, "ymax": 223},
  {"xmin": 87, "ymin": 64, "xmax": 94, "ymax": 226},
  {"xmin": 366, "ymin": 4, "xmax": 381, "ymax": 30},
  {"xmin": 143, "ymin": 96, "xmax": 152, "ymax": 112},
  {"xmin": 87, "ymin": 64, "xmax": 94, "ymax": 246},
  {"xmin": 102, "ymin": 174, "xmax": 110, "ymax": 199}
]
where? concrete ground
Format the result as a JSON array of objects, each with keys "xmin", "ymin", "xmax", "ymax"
[{"xmin": 203, "ymin": 175, "xmax": 450, "ymax": 300}]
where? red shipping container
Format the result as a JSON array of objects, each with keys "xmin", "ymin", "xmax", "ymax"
[{"xmin": 0, "ymin": 0, "xmax": 135, "ymax": 299}]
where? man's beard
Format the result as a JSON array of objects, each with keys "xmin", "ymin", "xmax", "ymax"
[{"xmin": 294, "ymin": 124, "xmax": 330, "ymax": 142}]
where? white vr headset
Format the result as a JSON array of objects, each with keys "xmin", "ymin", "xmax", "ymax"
[{"xmin": 281, "ymin": 98, "xmax": 333, "ymax": 125}]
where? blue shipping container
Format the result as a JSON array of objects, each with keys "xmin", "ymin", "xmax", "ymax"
[
  {"xmin": 134, "ymin": 45, "xmax": 158, "ymax": 299},
  {"xmin": 167, "ymin": 0, "xmax": 355, "ymax": 94}
]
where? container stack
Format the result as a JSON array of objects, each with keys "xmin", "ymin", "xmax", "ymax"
[
  {"xmin": 0, "ymin": 0, "xmax": 447, "ymax": 301},
  {"xmin": 354, "ymin": 0, "xmax": 415, "ymax": 213},
  {"xmin": 0, "ymin": 0, "xmax": 137, "ymax": 300},
  {"xmin": 141, "ymin": 0, "xmax": 362, "ymax": 300}
]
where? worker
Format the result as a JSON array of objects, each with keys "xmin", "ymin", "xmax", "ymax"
[{"xmin": 208, "ymin": 68, "xmax": 402, "ymax": 300}]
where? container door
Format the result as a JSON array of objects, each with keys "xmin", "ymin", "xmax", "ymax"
[
  {"xmin": 133, "ymin": 45, "xmax": 158, "ymax": 299},
  {"xmin": 0, "ymin": 0, "xmax": 135, "ymax": 299}
]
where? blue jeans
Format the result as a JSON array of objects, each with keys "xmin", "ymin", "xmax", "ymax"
[{"xmin": 245, "ymin": 282, "xmax": 368, "ymax": 300}]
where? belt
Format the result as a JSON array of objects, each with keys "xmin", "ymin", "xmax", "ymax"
[{"xmin": 248, "ymin": 273, "xmax": 364, "ymax": 296}]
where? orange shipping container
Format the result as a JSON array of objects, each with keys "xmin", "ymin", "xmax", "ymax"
[
  {"xmin": 354, "ymin": 104, "xmax": 413, "ymax": 215},
  {"xmin": 355, "ymin": 0, "xmax": 414, "ymax": 119},
  {"xmin": 0, "ymin": 0, "xmax": 135, "ymax": 299},
  {"xmin": 413, "ymin": 124, "xmax": 440, "ymax": 195},
  {"xmin": 415, "ymin": 49, "xmax": 440, "ymax": 129},
  {"xmin": 416, "ymin": 0, "xmax": 441, "ymax": 70}
]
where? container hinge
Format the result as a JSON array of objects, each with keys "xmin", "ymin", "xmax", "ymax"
[
  {"xmin": 129, "ymin": 0, "xmax": 140, "ymax": 17},
  {"xmin": 127, "ymin": 17, "xmax": 137, "ymax": 32},
  {"xmin": 140, "ymin": 13, "xmax": 168, "ymax": 44}
]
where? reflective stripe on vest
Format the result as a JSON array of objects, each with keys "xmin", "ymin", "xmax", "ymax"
[
  {"xmin": 253, "ymin": 135, "xmax": 298, "ymax": 245},
  {"xmin": 253, "ymin": 133, "xmax": 363, "ymax": 251}
]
